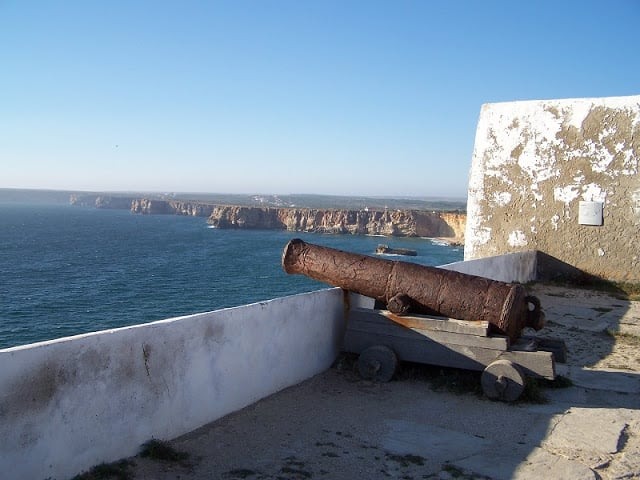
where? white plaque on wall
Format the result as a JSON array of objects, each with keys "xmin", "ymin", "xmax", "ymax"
[{"xmin": 578, "ymin": 201, "xmax": 603, "ymax": 226}]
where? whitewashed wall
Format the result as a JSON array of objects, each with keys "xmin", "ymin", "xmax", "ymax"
[
  {"xmin": 0, "ymin": 289, "xmax": 345, "ymax": 480},
  {"xmin": 466, "ymin": 95, "xmax": 640, "ymax": 281},
  {"xmin": 440, "ymin": 250, "xmax": 537, "ymax": 284}
]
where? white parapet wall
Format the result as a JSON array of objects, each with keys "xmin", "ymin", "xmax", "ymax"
[
  {"xmin": 440, "ymin": 250, "xmax": 538, "ymax": 284},
  {"xmin": 0, "ymin": 288, "xmax": 346, "ymax": 480}
]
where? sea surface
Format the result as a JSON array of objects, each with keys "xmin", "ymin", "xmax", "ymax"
[{"xmin": 0, "ymin": 203, "xmax": 463, "ymax": 349}]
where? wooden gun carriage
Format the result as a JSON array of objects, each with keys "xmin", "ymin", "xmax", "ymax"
[{"xmin": 283, "ymin": 239, "xmax": 565, "ymax": 402}]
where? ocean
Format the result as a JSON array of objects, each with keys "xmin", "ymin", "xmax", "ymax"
[{"xmin": 0, "ymin": 202, "xmax": 463, "ymax": 349}]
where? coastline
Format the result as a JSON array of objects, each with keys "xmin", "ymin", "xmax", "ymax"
[{"xmin": 70, "ymin": 193, "xmax": 467, "ymax": 245}]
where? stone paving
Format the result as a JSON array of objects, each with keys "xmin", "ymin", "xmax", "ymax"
[{"xmin": 123, "ymin": 284, "xmax": 640, "ymax": 480}]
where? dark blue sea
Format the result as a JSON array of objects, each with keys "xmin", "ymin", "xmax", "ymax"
[{"xmin": 0, "ymin": 203, "xmax": 463, "ymax": 349}]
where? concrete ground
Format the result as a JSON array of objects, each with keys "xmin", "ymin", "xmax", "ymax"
[{"xmin": 121, "ymin": 284, "xmax": 640, "ymax": 480}]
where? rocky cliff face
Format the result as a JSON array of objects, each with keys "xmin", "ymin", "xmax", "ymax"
[
  {"xmin": 439, "ymin": 211, "xmax": 466, "ymax": 244},
  {"xmin": 94, "ymin": 196, "xmax": 135, "ymax": 210},
  {"xmin": 208, "ymin": 205, "xmax": 466, "ymax": 242},
  {"xmin": 126, "ymin": 198, "xmax": 466, "ymax": 242},
  {"xmin": 130, "ymin": 199, "xmax": 215, "ymax": 217},
  {"xmin": 70, "ymin": 194, "xmax": 135, "ymax": 209}
]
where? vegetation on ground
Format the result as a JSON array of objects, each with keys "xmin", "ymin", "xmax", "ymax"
[
  {"xmin": 385, "ymin": 453, "xmax": 425, "ymax": 467},
  {"xmin": 139, "ymin": 438, "xmax": 189, "ymax": 463},
  {"xmin": 70, "ymin": 460, "xmax": 134, "ymax": 480},
  {"xmin": 223, "ymin": 468, "xmax": 260, "ymax": 478},
  {"xmin": 606, "ymin": 330, "xmax": 640, "ymax": 346},
  {"xmin": 440, "ymin": 463, "xmax": 493, "ymax": 479},
  {"xmin": 71, "ymin": 439, "xmax": 191, "ymax": 480}
]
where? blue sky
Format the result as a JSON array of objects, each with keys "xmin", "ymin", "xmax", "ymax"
[{"xmin": 1, "ymin": 1, "xmax": 638, "ymax": 198}]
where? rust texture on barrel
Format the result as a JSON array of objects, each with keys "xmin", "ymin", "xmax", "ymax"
[{"xmin": 282, "ymin": 238, "xmax": 544, "ymax": 341}]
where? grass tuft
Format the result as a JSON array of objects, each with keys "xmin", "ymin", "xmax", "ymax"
[
  {"xmin": 224, "ymin": 468, "xmax": 260, "ymax": 478},
  {"xmin": 518, "ymin": 378, "xmax": 548, "ymax": 404},
  {"xmin": 442, "ymin": 463, "xmax": 492, "ymax": 479},
  {"xmin": 139, "ymin": 439, "xmax": 189, "ymax": 463},
  {"xmin": 71, "ymin": 460, "xmax": 134, "ymax": 480},
  {"xmin": 398, "ymin": 362, "xmax": 484, "ymax": 396},
  {"xmin": 543, "ymin": 375, "xmax": 573, "ymax": 389},
  {"xmin": 280, "ymin": 466, "xmax": 312, "ymax": 478},
  {"xmin": 386, "ymin": 453, "xmax": 425, "ymax": 467},
  {"xmin": 606, "ymin": 329, "xmax": 640, "ymax": 346}
]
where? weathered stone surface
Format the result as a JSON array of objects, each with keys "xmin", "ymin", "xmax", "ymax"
[
  {"xmin": 557, "ymin": 366, "xmax": 640, "ymax": 394},
  {"xmin": 466, "ymin": 95, "xmax": 640, "ymax": 281},
  {"xmin": 455, "ymin": 446, "xmax": 598, "ymax": 480},
  {"xmin": 382, "ymin": 419, "xmax": 487, "ymax": 460},
  {"xmin": 543, "ymin": 408, "xmax": 628, "ymax": 455},
  {"xmin": 514, "ymin": 448, "xmax": 598, "ymax": 480}
]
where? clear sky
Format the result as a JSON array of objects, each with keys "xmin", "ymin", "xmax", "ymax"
[{"xmin": 1, "ymin": 1, "xmax": 638, "ymax": 198}]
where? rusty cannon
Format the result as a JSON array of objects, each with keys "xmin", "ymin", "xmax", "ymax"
[{"xmin": 282, "ymin": 238, "xmax": 544, "ymax": 341}]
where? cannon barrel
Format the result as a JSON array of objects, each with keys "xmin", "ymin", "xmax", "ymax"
[{"xmin": 282, "ymin": 238, "xmax": 543, "ymax": 341}]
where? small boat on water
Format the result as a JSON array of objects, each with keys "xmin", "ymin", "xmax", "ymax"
[{"xmin": 375, "ymin": 244, "xmax": 417, "ymax": 256}]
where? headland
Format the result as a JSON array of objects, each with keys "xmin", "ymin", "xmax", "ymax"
[{"xmin": 69, "ymin": 193, "xmax": 467, "ymax": 245}]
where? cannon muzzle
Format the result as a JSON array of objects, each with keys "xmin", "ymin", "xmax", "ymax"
[{"xmin": 282, "ymin": 238, "xmax": 544, "ymax": 341}]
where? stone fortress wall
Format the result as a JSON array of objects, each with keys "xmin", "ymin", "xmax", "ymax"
[{"xmin": 465, "ymin": 95, "xmax": 639, "ymax": 282}]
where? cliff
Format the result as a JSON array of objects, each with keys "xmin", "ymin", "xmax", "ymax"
[
  {"xmin": 78, "ymin": 196, "xmax": 466, "ymax": 243},
  {"xmin": 439, "ymin": 211, "xmax": 466, "ymax": 244},
  {"xmin": 70, "ymin": 194, "xmax": 135, "ymax": 209},
  {"xmin": 208, "ymin": 205, "xmax": 466, "ymax": 242},
  {"xmin": 130, "ymin": 198, "xmax": 216, "ymax": 217}
]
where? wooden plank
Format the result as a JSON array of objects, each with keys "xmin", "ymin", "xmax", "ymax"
[
  {"xmin": 343, "ymin": 309, "xmax": 556, "ymax": 380},
  {"xmin": 346, "ymin": 320, "xmax": 509, "ymax": 351},
  {"xmin": 410, "ymin": 328, "xmax": 508, "ymax": 350},
  {"xmin": 343, "ymin": 328, "xmax": 498, "ymax": 372},
  {"xmin": 512, "ymin": 336, "xmax": 567, "ymax": 364},
  {"xmin": 344, "ymin": 313, "xmax": 507, "ymax": 371},
  {"xmin": 500, "ymin": 351, "xmax": 556, "ymax": 380},
  {"xmin": 376, "ymin": 309, "xmax": 490, "ymax": 336},
  {"xmin": 348, "ymin": 310, "xmax": 507, "ymax": 350},
  {"xmin": 344, "ymin": 328, "xmax": 555, "ymax": 379}
]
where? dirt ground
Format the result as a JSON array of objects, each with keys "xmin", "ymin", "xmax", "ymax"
[{"xmin": 527, "ymin": 284, "xmax": 640, "ymax": 371}]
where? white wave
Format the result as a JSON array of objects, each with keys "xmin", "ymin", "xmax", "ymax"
[{"xmin": 429, "ymin": 239, "xmax": 450, "ymax": 246}]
